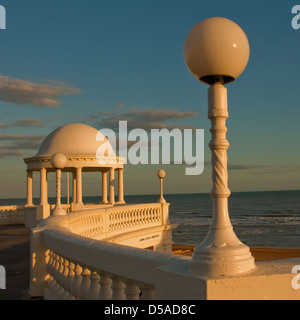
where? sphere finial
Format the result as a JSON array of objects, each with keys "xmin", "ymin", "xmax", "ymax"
[
  {"xmin": 184, "ymin": 17, "xmax": 250, "ymax": 85},
  {"xmin": 50, "ymin": 153, "xmax": 67, "ymax": 169},
  {"xmin": 157, "ymin": 169, "xmax": 166, "ymax": 179}
]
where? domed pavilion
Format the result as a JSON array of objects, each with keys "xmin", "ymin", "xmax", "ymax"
[{"xmin": 23, "ymin": 123, "xmax": 126, "ymax": 221}]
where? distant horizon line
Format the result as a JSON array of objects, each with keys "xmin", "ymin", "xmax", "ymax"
[{"xmin": 1, "ymin": 188, "xmax": 299, "ymax": 201}]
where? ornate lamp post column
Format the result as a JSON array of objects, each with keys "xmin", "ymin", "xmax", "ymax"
[
  {"xmin": 157, "ymin": 170, "xmax": 166, "ymax": 204},
  {"xmin": 184, "ymin": 17, "xmax": 255, "ymax": 276},
  {"xmin": 51, "ymin": 153, "xmax": 68, "ymax": 216}
]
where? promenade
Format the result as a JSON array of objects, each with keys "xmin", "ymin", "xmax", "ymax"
[
  {"xmin": 0, "ymin": 225, "xmax": 30, "ymax": 300},
  {"xmin": 1, "ymin": 225, "xmax": 300, "ymax": 300}
]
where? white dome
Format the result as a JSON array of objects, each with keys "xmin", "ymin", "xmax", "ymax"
[{"xmin": 36, "ymin": 123, "xmax": 112, "ymax": 157}]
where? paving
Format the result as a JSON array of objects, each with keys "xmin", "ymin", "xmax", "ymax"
[{"xmin": 0, "ymin": 225, "xmax": 31, "ymax": 300}]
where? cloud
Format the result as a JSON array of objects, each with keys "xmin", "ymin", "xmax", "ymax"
[
  {"xmin": 228, "ymin": 164, "xmax": 268, "ymax": 171},
  {"xmin": 0, "ymin": 118, "xmax": 47, "ymax": 129},
  {"xmin": 0, "ymin": 134, "xmax": 46, "ymax": 158},
  {"xmin": 92, "ymin": 107, "xmax": 199, "ymax": 131},
  {"xmin": 0, "ymin": 75, "xmax": 81, "ymax": 107},
  {"xmin": 116, "ymin": 103, "xmax": 125, "ymax": 109}
]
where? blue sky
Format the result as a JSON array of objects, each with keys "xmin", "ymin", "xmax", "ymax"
[{"xmin": 0, "ymin": 0, "xmax": 300, "ymax": 199}]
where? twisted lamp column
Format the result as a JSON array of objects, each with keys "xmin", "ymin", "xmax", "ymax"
[{"xmin": 190, "ymin": 82, "xmax": 255, "ymax": 276}]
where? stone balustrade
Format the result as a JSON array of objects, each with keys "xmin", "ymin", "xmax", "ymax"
[
  {"xmin": 30, "ymin": 202, "xmax": 180, "ymax": 299},
  {"xmin": 0, "ymin": 205, "xmax": 26, "ymax": 226},
  {"xmin": 40, "ymin": 227, "xmax": 184, "ymax": 300},
  {"xmin": 58, "ymin": 203, "xmax": 164, "ymax": 240}
]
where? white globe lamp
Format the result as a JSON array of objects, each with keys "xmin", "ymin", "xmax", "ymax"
[{"xmin": 184, "ymin": 17, "xmax": 255, "ymax": 276}]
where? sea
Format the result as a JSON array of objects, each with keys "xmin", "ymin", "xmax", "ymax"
[{"xmin": 1, "ymin": 190, "xmax": 300, "ymax": 248}]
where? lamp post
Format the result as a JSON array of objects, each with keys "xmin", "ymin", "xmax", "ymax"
[
  {"xmin": 157, "ymin": 169, "xmax": 166, "ymax": 204},
  {"xmin": 51, "ymin": 153, "xmax": 68, "ymax": 216},
  {"xmin": 184, "ymin": 17, "xmax": 255, "ymax": 276}
]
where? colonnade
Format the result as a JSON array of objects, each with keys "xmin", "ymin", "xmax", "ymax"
[{"xmin": 26, "ymin": 168, "xmax": 125, "ymax": 208}]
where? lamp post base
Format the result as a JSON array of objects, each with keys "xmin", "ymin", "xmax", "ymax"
[
  {"xmin": 52, "ymin": 206, "xmax": 66, "ymax": 217},
  {"xmin": 190, "ymin": 226, "xmax": 255, "ymax": 277}
]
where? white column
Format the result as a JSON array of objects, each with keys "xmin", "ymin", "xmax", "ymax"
[
  {"xmin": 117, "ymin": 168, "xmax": 125, "ymax": 204},
  {"xmin": 53, "ymin": 168, "xmax": 66, "ymax": 216},
  {"xmin": 72, "ymin": 171, "xmax": 77, "ymax": 205},
  {"xmin": 102, "ymin": 171, "xmax": 108, "ymax": 204},
  {"xmin": 157, "ymin": 170, "xmax": 166, "ymax": 204},
  {"xmin": 26, "ymin": 170, "xmax": 33, "ymax": 206},
  {"xmin": 76, "ymin": 167, "xmax": 83, "ymax": 205},
  {"xmin": 191, "ymin": 83, "xmax": 255, "ymax": 277},
  {"xmin": 109, "ymin": 168, "xmax": 115, "ymax": 205},
  {"xmin": 66, "ymin": 172, "xmax": 69, "ymax": 205},
  {"xmin": 40, "ymin": 168, "xmax": 47, "ymax": 205}
]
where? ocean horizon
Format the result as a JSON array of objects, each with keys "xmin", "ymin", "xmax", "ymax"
[{"xmin": 1, "ymin": 189, "xmax": 300, "ymax": 248}]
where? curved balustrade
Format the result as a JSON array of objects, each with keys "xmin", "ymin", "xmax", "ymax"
[
  {"xmin": 0, "ymin": 205, "xmax": 25, "ymax": 226},
  {"xmin": 30, "ymin": 202, "xmax": 182, "ymax": 299},
  {"xmin": 57, "ymin": 204, "xmax": 164, "ymax": 240},
  {"xmin": 40, "ymin": 227, "xmax": 184, "ymax": 300}
]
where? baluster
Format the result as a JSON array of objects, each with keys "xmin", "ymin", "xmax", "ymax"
[
  {"xmin": 128, "ymin": 211, "xmax": 132, "ymax": 226},
  {"xmin": 133, "ymin": 210, "xmax": 136, "ymax": 225},
  {"xmin": 55, "ymin": 257, "xmax": 66, "ymax": 298},
  {"xmin": 44, "ymin": 250, "xmax": 53, "ymax": 299},
  {"xmin": 124, "ymin": 211, "xmax": 127, "ymax": 227},
  {"xmin": 47, "ymin": 250, "xmax": 54, "ymax": 280},
  {"xmin": 157, "ymin": 208, "xmax": 161, "ymax": 222},
  {"xmin": 58, "ymin": 258, "xmax": 71, "ymax": 299},
  {"xmin": 111, "ymin": 213, "xmax": 115, "ymax": 230},
  {"xmin": 140, "ymin": 209, "xmax": 143, "ymax": 224},
  {"xmin": 50, "ymin": 253, "xmax": 62, "ymax": 294},
  {"xmin": 120, "ymin": 212, "xmax": 123, "ymax": 228},
  {"xmin": 97, "ymin": 272, "xmax": 112, "ymax": 300},
  {"xmin": 150, "ymin": 208, "xmax": 154, "ymax": 222},
  {"xmin": 57, "ymin": 257, "xmax": 65, "ymax": 285},
  {"xmin": 72, "ymin": 264, "xmax": 83, "ymax": 300},
  {"xmin": 95, "ymin": 216, "xmax": 99, "ymax": 234},
  {"xmin": 137, "ymin": 210, "xmax": 141, "ymax": 225},
  {"xmin": 66, "ymin": 261, "xmax": 76, "ymax": 300},
  {"xmin": 111, "ymin": 277, "xmax": 126, "ymax": 300},
  {"xmin": 124, "ymin": 281, "xmax": 141, "ymax": 300},
  {"xmin": 87, "ymin": 271, "xmax": 100, "ymax": 300},
  {"xmin": 116, "ymin": 212, "xmax": 119, "ymax": 229},
  {"xmin": 140, "ymin": 284, "xmax": 155, "ymax": 300},
  {"xmin": 78, "ymin": 267, "xmax": 91, "ymax": 300}
]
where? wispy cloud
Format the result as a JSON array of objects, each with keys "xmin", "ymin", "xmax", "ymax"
[
  {"xmin": 228, "ymin": 164, "xmax": 268, "ymax": 171},
  {"xmin": 0, "ymin": 118, "xmax": 47, "ymax": 129},
  {"xmin": 0, "ymin": 75, "xmax": 81, "ymax": 107},
  {"xmin": 90, "ymin": 107, "xmax": 199, "ymax": 131},
  {"xmin": 0, "ymin": 134, "xmax": 46, "ymax": 158}
]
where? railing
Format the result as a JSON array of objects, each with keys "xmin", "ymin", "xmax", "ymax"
[
  {"xmin": 40, "ymin": 227, "xmax": 185, "ymax": 300},
  {"xmin": 0, "ymin": 205, "xmax": 26, "ymax": 226},
  {"xmin": 28, "ymin": 200, "xmax": 300, "ymax": 300},
  {"xmin": 30, "ymin": 202, "xmax": 182, "ymax": 299},
  {"xmin": 58, "ymin": 203, "xmax": 164, "ymax": 239}
]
